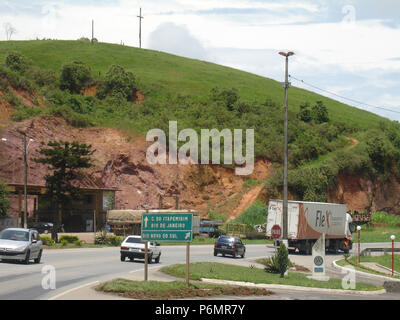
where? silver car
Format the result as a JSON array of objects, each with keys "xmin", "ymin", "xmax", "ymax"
[{"xmin": 0, "ymin": 228, "xmax": 43, "ymax": 264}]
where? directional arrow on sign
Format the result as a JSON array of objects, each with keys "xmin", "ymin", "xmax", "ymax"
[{"xmin": 144, "ymin": 216, "xmax": 148, "ymax": 228}]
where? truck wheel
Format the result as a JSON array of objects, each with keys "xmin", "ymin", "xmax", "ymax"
[
  {"xmin": 155, "ymin": 253, "xmax": 161, "ymax": 263},
  {"xmin": 120, "ymin": 255, "xmax": 126, "ymax": 262},
  {"xmin": 148, "ymin": 254, "xmax": 153, "ymax": 264}
]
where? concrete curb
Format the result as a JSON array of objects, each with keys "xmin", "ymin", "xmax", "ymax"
[
  {"xmin": 332, "ymin": 259, "xmax": 400, "ymax": 282},
  {"xmin": 201, "ymin": 278, "xmax": 386, "ymax": 295}
]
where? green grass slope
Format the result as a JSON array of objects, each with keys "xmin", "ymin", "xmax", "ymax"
[
  {"xmin": 0, "ymin": 40, "xmax": 386, "ymax": 130},
  {"xmin": 2, "ymin": 40, "xmax": 400, "ymax": 204}
]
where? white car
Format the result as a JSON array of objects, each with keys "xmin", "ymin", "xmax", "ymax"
[
  {"xmin": 0, "ymin": 228, "xmax": 43, "ymax": 264},
  {"xmin": 120, "ymin": 235, "xmax": 161, "ymax": 263}
]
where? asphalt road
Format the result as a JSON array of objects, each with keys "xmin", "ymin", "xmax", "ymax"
[
  {"xmin": 0, "ymin": 242, "xmax": 398, "ymax": 300},
  {"xmin": 0, "ymin": 244, "xmax": 269, "ymax": 300}
]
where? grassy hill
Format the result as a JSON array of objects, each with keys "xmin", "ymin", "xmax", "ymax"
[
  {"xmin": 0, "ymin": 40, "xmax": 399, "ymax": 203},
  {"xmin": 0, "ymin": 40, "xmax": 385, "ymax": 129}
]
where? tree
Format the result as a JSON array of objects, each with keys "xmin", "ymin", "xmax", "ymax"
[
  {"xmin": 97, "ymin": 65, "xmax": 136, "ymax": 101},
  {"xmin": 4, "ymin": 22, "xmax": 16, "ymax": 40},
  {"xmin": 60, "ymin": 61, "xmax": 92, "ymax": 94},
  {"xmin": 5, "ymin": 51, "xmax": 31, "ymax": 73},
  {"xmin": 0, "ymin": 180, "xmax": 10, "ymax": 217},
  {"xmin": 298, "ymin": 102, "xmax": 312, "ymax": 122},
  {"xmin": 32, "ymin": 141, "xmax": 95, "ymax": 227},
  {"xmin": 276, "ymin": 242, "xmax": 290, "ymax": 278},
  {"xmin": 312, "ymin": 101, "xmax": 329, "ymax": 123}
]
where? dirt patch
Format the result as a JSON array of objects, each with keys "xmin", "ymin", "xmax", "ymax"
[
  {"xmin": 96, "ymin": 282, "xmax": 271, "ymax": 300},
  {"xmin": 227, "ymin": 185, "xmax": 264, "ymax": 222},
  {"xmin": 83, "ymin": 84, "xmax": 98, "ymax": 97},
  {"xmin": 345, "ymin": 137, "xmax": 360, "ymax": 149},
  {"xmin": 0, "ymin": 92, "xmax": 13, "ymax": 126},
  {"xmin": 9, "ymin": 86, "xmax": 35, "ymax": 107},
  {"xmin": 133, "ymin": 90, "xmax": 145, "ymax": 104}
]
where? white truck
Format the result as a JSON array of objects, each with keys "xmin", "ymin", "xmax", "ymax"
[{"xmin": 266, "ymin": 200, "xmax": 353, "ymax": 255}]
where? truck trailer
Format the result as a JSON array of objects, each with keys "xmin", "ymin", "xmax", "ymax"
[{"xmin": 266, "ymin": 200, "xmax": 353, "ymax": 255}]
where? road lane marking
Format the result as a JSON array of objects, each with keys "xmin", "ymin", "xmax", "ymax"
[{"xmin": 48, "ymin": 281, "xmax": 100, "ymax": 300}]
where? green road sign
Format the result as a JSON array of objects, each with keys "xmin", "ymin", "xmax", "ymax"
[{"xmin": 141, "ymin": 212, "xmax": 193, "ymax": 242}]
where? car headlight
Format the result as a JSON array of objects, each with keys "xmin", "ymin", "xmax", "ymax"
[{"xmin": 15, "ymin": 246, "xmax": 27, "ymax": 252}]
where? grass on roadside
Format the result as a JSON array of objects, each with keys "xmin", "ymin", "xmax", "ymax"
[
  {"xmin": 95, "ymin": 278, "xmax": 272, "ymax": 300},
  {"xmin": 337, "ymin": 254, "xmax": 400, "ymax": 279},
  {"xmin": 356, "ymin": 226, "xmax": 400, "ymax": 243},
  {"xmin": 161, "ymin": 262, "xmax": 382, "ymax": 291}
]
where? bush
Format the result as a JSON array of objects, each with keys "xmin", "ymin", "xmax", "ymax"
[
  {"xmin": 31, "ymin": 67, "xmax": 58, "ymax": 87},
  {"xmin": 230, "ymin": 201, "xmax": 268, "ymax": 230},
  {"xmin": 95, "ymin": 230, "xmax": 121, "ymax": 246},
  {"xmin": 263, "ymin": 254, "xmax": 281, "ymax": 274},
  {"xmin": 74, "ymin": 239, "xmax": 83, "ymax": 246},
  {"xmin": 60, "ymin": 61, "xmax": 92, "ymax": 94},
  {"xmin": 0, "ymin": 180, "xmax": 10, "ymax": 217},
  {"xmin": 5, "ymin": 51, "xmax": 31, "ymax": 73},
  {"xmin": 312, "ymin": 101, "xmax": 329, "ymax": 123},
  {"xmin": 59, "ymin": 235, "xmax": 79, "ymax": 243},
  {"xmin": 97, "ymin": 65, "xmax": 136, "ymax": 101},
  {"xmin": 371, "ymin": 211, "xmax": 400, "ymax": 228},
  {"xmin": 40, "ymin": 236, "xmax": 55, "ymax": 246},
  {"xmin": 47, "ymin": 105, "xmax": 94, "ymax": 128},
  {"xmin": 107, "ymin": 235, "xmax": 122, "ymax": 246},
  {"xmin": 11, "ymin": 105, "xmax": 42, "ymax": 121},
  {"xmin": 276, "ymin": 242, "xmax": 290, "ymax": 277}
]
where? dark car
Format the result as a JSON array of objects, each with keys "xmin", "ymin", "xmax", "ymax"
[
  {"xmin": 213, "ymin": 236, "xmax": 246, "ymax": 258},
  {"xmin": 29, "ymin": 222, "xmax": 54, "ymax": 234}
]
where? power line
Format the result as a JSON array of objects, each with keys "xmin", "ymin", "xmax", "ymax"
[{"xmin": 289, "ymin": 74, "xmax": 400, "ymax": 115}]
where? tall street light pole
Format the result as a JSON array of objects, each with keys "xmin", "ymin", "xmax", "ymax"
[
  {"xmin": 1, "ymin": 134, "xmax": 34, "ymax": 228},
  {"xmin": 279, "ymin": 51, "xmax": 294, "ymax": 241}
]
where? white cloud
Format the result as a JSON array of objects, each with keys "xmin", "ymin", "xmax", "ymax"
[{"xmin": 147, "ymin": 22, "xmax": 208, "ymax": 60}]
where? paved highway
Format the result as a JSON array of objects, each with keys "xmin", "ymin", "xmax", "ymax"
[
  {"xmin": 0, "ymin": 242, "xmax": 398, "ymax": 300},
  {"xmin": 0, "ymin": 244, "xmax": 269, "ymax": 300}
]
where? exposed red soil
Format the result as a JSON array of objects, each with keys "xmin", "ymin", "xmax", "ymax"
[
  {"xmin": 0, "ymin": 116, "xmax": 270, "ymax": 219},
  {"xmin": 83, "ymin": 85, "xmax": 98, "ymax": 97},
  {"xmin": 0, "ymin": 91, "xmax": 13, "ymax": 126},
  {"xmin": 83, "ymin": 84, "xmax": 145, "ymax": 105},
  {"xmin": 328, "ymin": 174, "xmax": 400, "ymax": 215},
  {"xmin": 134, "ymin": 90, "xmax": 145, "ymax": 104},
  {"xmin": 345, "ymin": 137, "xmax": 360, "ymax": 149}
]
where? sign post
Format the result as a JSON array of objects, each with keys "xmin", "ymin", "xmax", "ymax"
[
  {"xmin": 391, "ymin": 235, "xmax": 396, "ymax": 277},
  {"xmin": 141, "ymin": 212, "xmax": 193, "ymax": 285},
  {"xmin": 308, "ymin": 233, "xmax": 329, "ymax": 281}
]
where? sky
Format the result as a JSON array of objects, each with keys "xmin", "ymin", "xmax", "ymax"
[{"xmin": 1, "ymin": 0, "xmax": 400, "ymax": 120}]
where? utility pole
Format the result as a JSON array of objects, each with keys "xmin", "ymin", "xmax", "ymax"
[
  {"xmin": 23, "ymin": 133, "xmax": 28, "ymax": 229},
  {"xmin": 1, "ymin": 134, "xmax": 34, "ymax": 229},
  {"xmin": 279, "ymin": 51, "xmax": 295, "ymax": 241},
  {"xmin": 137, "ymin": 8, "xmax": 144, "ymax": 48}
]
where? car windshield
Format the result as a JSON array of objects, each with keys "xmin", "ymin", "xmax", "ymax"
[
  {"xmin": 217, "ymin": 237, "xmax": 234, "ymax": 244},
  {"xmin": 125, "ymin": 237, "xmax": 144, "ymax": 244},
  {"xmin": 0, "ymin": 230, "xmax": 29, "ymax": 242}
]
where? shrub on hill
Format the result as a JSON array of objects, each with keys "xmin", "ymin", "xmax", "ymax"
[
  {"xmin": 60, "ymin": 61, "xmax": 92, "ymax": 94},
  {"xmin": 5, "ymin": 51, "xmax": 31, "ymax": 73},
  {"xmin": 97, "ymin": 65, "xmax": 136, "ymax": 101}
]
